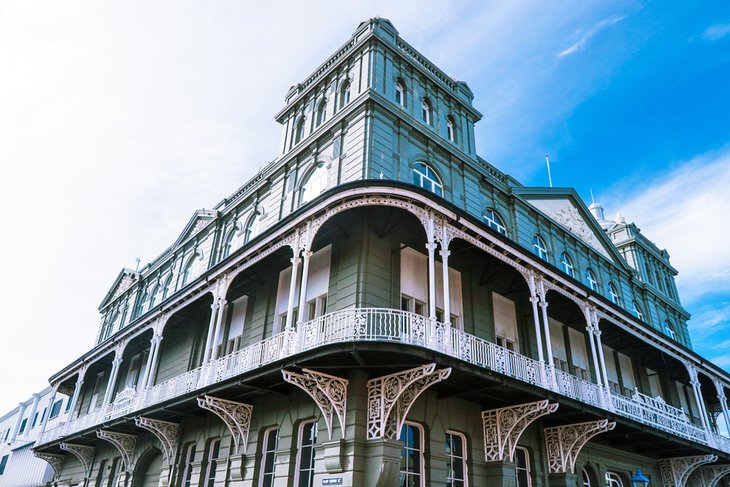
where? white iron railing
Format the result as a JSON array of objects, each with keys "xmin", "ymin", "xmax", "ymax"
[{"xmin": 37, "ymin": 308, "xmax": 729, "ymax": 453}]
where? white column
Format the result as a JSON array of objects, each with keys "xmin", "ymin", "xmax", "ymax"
[
  {"xmin": 39, "ymin": 386, "xmax": 58, "ymax": 433},
  {"xmin": 67, "ymin": 369, "xmax": 86, "ymax": 419},
  {"xmin": 687, "ymin": 364, "xmax": 711, "ymax": 429},
  {"xmin": 210, "ymin": 298, "xmax": 228, "ymax": 361},
  {"xmin": 592, "ymin": 313, "xmax": 611, "ymax": 390},
  {"xmin": 144, "ymin": 333, "xmax": 164, "ymax": 388},
  {"xmin": 537, "ymin": 279, "xmax": 557, "ymax": 390},
  {"xmin": 296, "ymin": 250, "xmax": 313, "ymax": 326},
  {"xmin": 583, "ymin": 306, "xmax": 603, "ymax": 388},
  {"xmin": 285, "ymin": 255, "xmax": 301, "ymax": 331},
  {"xmin": 102, "ymin": 356, "xmax": 123, "ymax": 406},
  {"xmin": 440, "ymin": 228, "xmax": 451, "ymax": 326},
  {"xmin": 202, "ymin": 300, "xmax": 220, "ymax": 363},
  {"xmin": 527, "ymin": 273, "xmax": 544, "ymax": 364},
  {"xmin": 714, "ymin": 379, "xmax": 730, "ymax": 434}
]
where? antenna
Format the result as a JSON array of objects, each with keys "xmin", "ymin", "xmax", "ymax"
[
  {"xmin": 135, "ymin": 258, "xmax": 141, "ymax": 272},
  {"xmin": 590, "ymin": 188, "xmax": 596, "ymax": 205},
  {"xmin": 545, "ymin": 154, "xmax": 553, "ymax": 188}
]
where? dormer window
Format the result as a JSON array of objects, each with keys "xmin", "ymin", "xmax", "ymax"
[
  {"xmin": 413, "ymin": 162, "xmax": 443, "ymax": 196},
  {"xmin": 483, "ymin": 208, "xmax": 506, "ymax": 235},
  {"xmin": 395, "ymin": 80, "xmax": 405, "ymax": 107},
  {"xmin": 315, "ymin": 99, "xmax": 327, "ymax": 127},
  {"xmin": 608, "ymin": 283, "xmax": 620, "ymax": 305},
  {"xmin": 586, "ymin": 268, "xmax": 598, "ymax": 291},
  {"xmin": 293, "ymin": 117, "xmax": 306, "ymax": 146},
  {"xmin": 532, "ymin": 235, "xmax": 548, "ymax": 260},
  {"xmin": 560, "ymin": 252, "xmax": 575, "ymax": 278},
  {"xmin": 340, "ymin": 79, "xmax": 351, "ymax": 108},
  {"xmin": 421, "ymin": 98, "xmax": 432, "ymax": 125},
  {"xmin": 446, "ymin": 116, "xmax": 455, "ymax": 142}
]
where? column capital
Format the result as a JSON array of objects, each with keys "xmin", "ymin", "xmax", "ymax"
[
  {"xmin": 425, "ymin": 242, "xmax": 438, "ymax": 252},
  {"xmin": 439, "ymin": 249, "xmax": 451, "ymax": 259},
  {"xmin": 112, "ymin": 357, "xmax": 124, "ymax": 367}
]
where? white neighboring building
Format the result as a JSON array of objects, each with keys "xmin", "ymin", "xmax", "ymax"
[{"xmin": 0, "ymin": 388, "xmax": 70, "ymax": 487}]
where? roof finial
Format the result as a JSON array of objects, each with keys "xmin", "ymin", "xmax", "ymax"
[{"xmin": 590, "ymin": 188, "xmax": 596, "ymax": 205}]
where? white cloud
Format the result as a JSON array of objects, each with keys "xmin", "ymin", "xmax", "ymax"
[
  {"xmin": 558, "ymin": 16, "xmax": 625, "ymax": 58},
  {"xmin": 702, "ymin": 23, "xmax": 730, "ymax": 41}
]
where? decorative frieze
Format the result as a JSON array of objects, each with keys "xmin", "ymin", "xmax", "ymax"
[
  {"xmin": 482, "ymin": 400, "xmax": 558, "ymax": 462},
  {"xmin": 544, "ymin": 419, "xmax": 615, "ymax": 474},
  {"xmin": 367, "ymin": 363, "xmax": 451, "ymax": 439},
  {"xmin": 197, "ymin": 395, "xmax": 253, "ymax": 454},
  {"xmin": 659, "ymin": 454, "xmax": 718, "ymax": 487},
  {"xmin": 282, "ymin": 368, "xmax": 348, "ymax": 440},
  {"xmin": 59, "ymin": 443, "xmax": 95, "ymax": 478},
  {"xmin": 134, "ymin": 417, "xmax": 181, "ymax": 466},
  {"xmin": 96, "ymin": 430, "xmax": 137, "ymax": 470}
]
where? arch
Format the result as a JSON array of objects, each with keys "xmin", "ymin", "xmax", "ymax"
[
  {"xmin": 664, "ymin": 319, "xmax": 678, "ymax": 340},
  {"xmin": 339, "ymin": 78, "xmax": 351, "ymax": 108},
  {"xmin": 243, "ymin": 210, "xmax": 261, "ymax": 245},
  {"xmin": 560, "ymin": 252, "xmax": 575, "ymax": 278},
  {"xmin": 395, "ymin": 78, "xmax": 405, "ymax": 107},
  {"xmin": 483, "ymin": 208, "xmax": 506, "ymax": 235},
  {"xmin": 532, "ymin": 235, "xmax": 548, "ymax": 261},
  {"xmin": 446, "ymin": 115, "xmax": 456, "ymax": 142},
  {"xmin": 293, "ymin": 116, "xmax": 306, "ymax": 146},
  {"xmin": 412, "ymin": 161, "xmax": 443, "ymax": 196},
  {"xmin": 580, "ymin": 465, "xmax": 598, "ymax": 487},
  {"xmin": 315, "ymin": 98, "xmax": 327, "ymax": 127},
  {"xmin": 631, "ymin": 300, "xmax": 644, "ymax": 321},
  {"xmin": 180, "ymin": 251, "xmax": 203, "ymax": 288},
  {"xmin": 421, "ymin": 97, "xmax": 432, "ymax": 125},
  {"xmin": 132, "ymin": 447, "xmax": 163, "ymax": 487},
  {"xmin": 607, "ymin": 282, "xmax": 620, "ymax": 305},
  {"xmin": 299, "ymin": 162, "xmax": 329, "ymax": 205},
  {"xmin": 221, "ymin": 225, "xmax": 238, "ymax": 260},
  {"xmin": 585, "ymin": 268, "xmax": 598, "ymax": 292}
]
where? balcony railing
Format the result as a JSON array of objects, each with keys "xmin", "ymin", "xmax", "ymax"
[{"xmin": 37, "ymin": 308, "xmax": 729, "ymax": 453}]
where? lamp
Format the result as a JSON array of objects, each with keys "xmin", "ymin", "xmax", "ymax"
[{"xmin": 631, "ymin": 468, "xmax": 649, "ymax": 487}]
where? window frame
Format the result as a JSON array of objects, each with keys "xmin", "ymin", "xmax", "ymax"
[
  {"xmin": 446, "ymin": 116, "xmax": 456, "ymax": 142},
  {"xmin": 608, "ymin": 283, "xmax": 620, "ymax": 305},
  {"xmin": 445, "ymin": 430, "xmax": 468, "ymax": 487},
  {"xmin": 421, "ymin": 98, "xmax": 432, "ymax": 125},
  {"xmin": 483, "ymin": 208, "xmax": 506, "ymax": 235},
  {"xmin": 315, "ymin": 98, "xmax": 327, "ymax": 127},
  {"xmin": 664, "ymin": 320, "xmax": 677, "ymax": 340},
  {"xmin": 203, "ymin": 438, "xmax": 221, "ymax": 487},
  {"xmin": 293, "ymin": 116, "xmax": 306, "ymax": 146},
  {"xmin": 560, "ymin": 252, "xmax": 575, "ymax": 278},
  {"xmin": 632, "ymin": 300, "xmax": 643, "ymax": 320},
  {"xmin": 339, "ymin": 79, "xmax": 351, "ymax": 108},
  {"xmin": 179, "ymin": 442, "xmax": 196, "ymax": 487},
  {"xmin": 532, "ymin": 235, "xmax": 548, "ymax": 261},
  {"xmin": 400, "ymin": 421, "xmax": 425, "ymax": 487},
  {"xmin": 585, "ymin": 269, "xmax": 598, "ymax": 292},
  {"xmin": 605, "ymin": 471, "xmax": 624, "ymax": 487},
  {"xmin": 294, "ymin": 420, "xmax": 318, "ymax": 487},
  {"xmin": 413, "ymin": 162, "xmax": 444, "ymax": 196},
  {"xmin": 259, "ymin": 427, "xmax": 279, "ymax": 487},
  {"xmin": 514, "ymin": 446, "xmax": 532, "ymax": 487},
  {"xmin": 299, "ymin": 162, "xmax": 328, "ymax": 205},
  {"xmin": 395, "ymin": 80, "xmax": 405, "ymax": 107}
]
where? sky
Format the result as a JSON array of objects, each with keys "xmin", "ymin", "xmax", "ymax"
[{"xmin": 0, "ymin": 0, "xmax": 729, "ymax": 413}]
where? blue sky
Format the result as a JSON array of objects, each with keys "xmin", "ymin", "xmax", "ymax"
[{"xmin": 0, "ymin": 0, "xmax": 728, "ymax": 412}]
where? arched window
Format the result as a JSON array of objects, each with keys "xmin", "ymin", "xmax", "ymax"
[
  {"xmin": 413, "ymin": 162, "xmax": 443, "ymax": 196},
  {"xmin": 315, "ymin": 99, "xmax": 327, "ymax": 127},
  {"xmin": 515, "ymin": 446, "xmax": 532, "ymax": 487},
  {"xmin": 181, "ymin": 252, "xmax": 201, "ymax": 287},
  {"xmin": 608, "ymin": 283, "xmax": 620, "ymax": 305},
  {"xmin": 244, "ymin": 213, "xmax": 260, "ymax": 244},
  {"xmin": 664, "ymin": 320, "xmax": 677, "ymax": 340},
  {"xmin": 582, "ymin": 468, "xmax": 592, "ymax": 487},
  {"xmin": 421, "ymin": 98, "xmax": 432, "ymax": 125},
  {"xmin": 560, "ymin": 252, "xmax": 575, "ymax": 278},
  {"xmin": 483, "ymin": 208, "xmax": 506, "ymax": 235},
  {"xmin": 221, "ymin": 228, "xmax": 237, "ymax": 259},
  {"xmin": 259, "ymin": 427, "xmax": 279, "ymax": 487},
  {"xmin": 532, "ymin": 235, "xmax": 548, "ymax": 260},
  {"xmin": 605, "ymin": 472, "xmax": 623, "ymax": 487},
  {"xmin": 340, "ymin": 79, "xmax": 351, "ymax": 108},
  {"xmin": 446, "ymin": 116, "xmax": 455, "ymax": 142},
  {"xmin": 149, "ymin": 283, "xmax": 160, "ymax": 308},
  {"xmin": 400, "ymin": 422, "xmax": 425, "ymax": 487},
  {"xmin": 134, "ymin": 287, "xmax": 150, "ymax": 318},
  {"xmin": 295, "ymin": 420, "xmax": 318, "ymax": 487},
  {"xmin": 585, "ymin": 269, "xmax": 598, "ymax": 291},
  {"xmin": 300, "ymin": 163, "xmax": 328, "ymax": 204},
  {"xmin": 632, "ymin": 300, "xmax": 643, "ymax": 320},
  {"xmin": 395, "ymin": 80, "xmax": 405, "ymax": 107},
  {"xmin": 293, "ymin": 117, "xmax": 306, "ymax": 145},
  {"xmin": 179, "ymin": 443, "xmax": 196, "ymax": 487},
  {"xmin": 161, "ymin": 273, "xmax": 173, "ymax": 300}
]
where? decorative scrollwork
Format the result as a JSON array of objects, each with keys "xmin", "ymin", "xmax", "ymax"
[
  {"xmin": 659, "ymin": 454, "xmax": 718, "ymax": 487},
  {"xmin": 687, "ymin": 465, "xmax": 730, "ymax": 487},
  {"xmin": 197, "ymin": 395, "xmax": 253, "ymax": 454},
  {"xmin": 134, "ymin": 417, "xmax": 181, "ymax": 466},
  {"xmin": 96, "ymin": 430, "xmax": 137, "ymax": 470},
  {"xmin": 282, "ymin": 368, "xmax": 349, "ymax": 440},
  {"xmin": 34, "ymin": 452, "xmax": 65, "ymax": 478},
  {"xmin": 482, "ymin": 400, "xmax": 559, "ymax": 462},
  {"xmin": 367, "ymin": 363, "xmax": 451, "ymax": 440},
  {"xmin": 544, "ymin": 419, "xmax": 616, "ymax": 474},
  {"xmin": 59, "ymin": 443, "xmax": 95, "ymax": 478}
]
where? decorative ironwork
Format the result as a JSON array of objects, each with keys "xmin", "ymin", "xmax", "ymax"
[
  {"xmin": 134, "ymin": 416, "xmax": 180, "ymax": 466},
  {"xmin": 367, "ymin": 363, "xmax": 451, "ymax": 439},
  {"xmin": 482, "ymin": 400, "xmax": 559, "ymax": 462},
  {"xmin": 282, "ymin": 368, "xmax": 349, "ymax": 440},
  {"xmin": 197, "ymin": 395, "xmax": 253, "ymax": 454},
  {"xmin": 659, "ymin": 454, "xmax": 717, "ymax": 487},
  {"xmin": 687, "ymin": 465, "xmax": 730, "ymax": 487},
  {"xmin": 34, "ymin": 452, "xmax": 65, "ymax": 478},
  {"xmin": 96, "ymin": 430, "xmax": 137, "ymax": 470},
  {"xmin": 544, "ymin": 419, "xmax": 616, "ymax": 474},
  {"xmin": 59, "ymin": 443, "xmax": 95, "ymax": 478}
]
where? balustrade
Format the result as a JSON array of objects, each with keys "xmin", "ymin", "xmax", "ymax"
[{"xmin": 36, "ymin": 308, "xmax": 727, "ymax": 454}]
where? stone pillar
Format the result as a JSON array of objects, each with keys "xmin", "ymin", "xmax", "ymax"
[
  {"xmin": 484, "ymin": 460, "xmax": 518, "ymax": 487},
  {"xmin": 549, "ymin": 472, "xmax": 579, "ymax": 487},
  {"xmin": 102, "ymin": 355, "xmax": 123, "ymax": 405},
  {"xmin": 364, "ymin": 438, "xmax": 403, "ymax": 487}
]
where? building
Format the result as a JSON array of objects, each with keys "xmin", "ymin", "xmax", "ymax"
[
  {"xmin": 32, "ymin": 17, "xmax": 730, "ymax": 487},
  {"xmin": 0, "ymin": 388, "xmax": 70, "ymax": 487}
]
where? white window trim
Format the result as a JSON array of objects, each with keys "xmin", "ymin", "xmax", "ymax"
[
  {"xmin": 446, "ymin": 430, "xmax": 468, "ymax": 487},
  {"xmin": 259, "ymin": 427, "xmax": 279, "ymax": 487},
  {"xmin": 515, "ymin": 446, "xmax": 532, "ymax": 487},
  {"xmin": 294, "ymin": 420, "xmax": 318, "ymax": 487},
  {"xmin": 400, "ymin": 421, "xmax": 426, "ymax": 487},
  {"xmin": 605, "ymin": 471, "xmax": 624, "ymax": 487}
]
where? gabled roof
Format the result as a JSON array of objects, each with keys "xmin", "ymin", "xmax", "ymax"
[
  {"xmin": 513, "ymin": 187, "xmax": 632, "ymax": 272},
  {"xmin": 172, "ymin": 209, "xmax": 217, "ymax": 249},
  {"xmin": 98, "ymin": 268, "xmax": 139, "ymax": 311}
]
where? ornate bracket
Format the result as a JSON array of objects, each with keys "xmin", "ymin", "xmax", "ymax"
[
  {"xmin": 687, "ymin": 465, "xmax": 730, "ymax": 487},
  {"xmin": 197, "ymin": 395, "xmax": 253, "ymax": 454},
  {"xmin": 34, "ymin": 452, "xmax": 65, "ymax": 478},
  {"xmin": 544, "ymin": 419, "xmax": 616, "ymax": 474},
  {"xmin": 59, "ymin": 443, "xmax": 95, "ymax": 478},
  {"xmin": 282, "ymin": 369, "xmax": 348, "ymax": 440},
  {"xmin": 367, "ymin": 363, "xmax": 452, "ymax": 439},
  {"xmin": 659, "ymin": 454, "xmax": 718, "ymax": 487},
  {"xmin": 482, "ymin": 400, "xmax": 559, "ymax": 462},
  {"xmin": 134, "ymin": 417, "xmax": 181, "ymax": 466},
  {"xmin": 96, "ymin": 430, "xmax": 137, "ymax": 470}
]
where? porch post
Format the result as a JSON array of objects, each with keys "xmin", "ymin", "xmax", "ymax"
[
  {"xmin": 285, "ymin": 254, "xmax": 301, "ymax": 331},
  {"xmin": 39, "ymin": 386, "xmax": 58, "ymax": 433},
  {"xmin": 209, "ymin": 298, "xmax": 228, "ymax": 361},
  {"xmin": 686, "ymin": 363, "xmax": 711, "ymax": 430},
  {"xmin": 439, "ymin": 225, "xmax": 452, "ymax": 350},
  {"xmin": 527, "ymin": 273, "xmax": 544, "ymax": 364},
  {"xmin": 202, "ymin": 300, "xmax": 220, "ymax": 363},
  {"xmin": 583, "ymin": 305, "xmax": 603, "ymax": 388},
  {"xmin": 102, "ymin": 355, "xmax": 123, "ymax": 406},
  {"xmin": 714, "ymin": 379, "xmax": 730, "ymax": 434},
  {"xmin": 142, "ymin": 332, "xmax": 164, "ymax": 388},
  {"xmin": 297, "ymin": 250, "xmax": 313, "ymax": 326},
  {"xmin": 67, "ymin": 367, "xmax": 87, "ymax": 419},
  {"xmin": 538, "ymin": 279, "xmax": 556, "ymax": 389},
  {"xmin": 426, "ymin": 218, "xmax": 437, "ymax": 321},
  {"xmin": 591, "ymin": 312, "xmax": 611, "ymax": 391}
]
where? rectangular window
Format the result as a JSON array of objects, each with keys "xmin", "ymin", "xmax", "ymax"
[
  {"xmin": 260, "ymin": 427, "xmax": 279, "ymax": 487},
  {"xmin": 549, "ymin": 318, "xmax": 568, "ymax": 372},
  {"xmin": 602, "ymin": 345, "xmax": 621, "ymax": 395},
  {"xmin": 275, "ymin": 245, "xmax": 331, "ymax": 332},
  {"xmin": 0, "ymin": 454, "xmax": 8, "ymax": 475},
  {"xmin": 296, "ymin": 421, "xmax": 318, "ymax": 487},
  {"xmin": 124, "ymin": 352, "xmax": 148, "ymax": 390},
  {"xmin": 179, "ymin": 443, "xmax": 196, "ymax": 487},
  {"xmin": 224, "ymin": 295, "xmax": 249, "ymax": 354},
  {"xmin": 18, "ymin": 418, "xmax": 27, "ymax": 434},
  {"xmin": 108, "ymin": 457, "xmax": 122, "ymax": 487},
  {"xmin": 65, "ymin": 397, "xmax": 72, "ymax": 412},
  {"xmin": 50, "ymin": 399, "xmax": 63, "ymax": 418},
  {"xmin": 400, "ymin": 422, "xmax": 424, "ymax": 487},
  {"xmin": 203, "ymin": 439, "xmax": 221, "ymax": 487},
  {"xmin": 446, "ymin": 431, "xmax": 467, "ymax": 487},
  {"xmin": 31, "ymin": 412, "xmax": 39, "ymax": 428},
  {"xmin": 493, "ymin": 292, "xmax": 519, "ymax": 352},
  {"xmin": 515, "ymin": 447, "xmax": 531, "ymax": 487},
  {"xmin": 568, "ymin": 328, "xmax": 590, "ymax": 380}
]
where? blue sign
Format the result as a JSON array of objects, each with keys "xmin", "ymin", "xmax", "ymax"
[{"xmin": 322, "ymin": 478, "xmax": 343, "ymax": 485}]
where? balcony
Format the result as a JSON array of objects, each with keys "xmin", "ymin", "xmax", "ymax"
[{"xmin": 37, "ymin": 308, "xmax": 729, "ymax": 453}]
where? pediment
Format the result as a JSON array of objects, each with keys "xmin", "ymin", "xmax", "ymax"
[
  {"xmin": 99, "ymin": 268, "xmax": 138, "ymax": 310},
  {"xmin": 515, "ymin": 188, "xmax": 628, "ymax": 269},
  {"xmin": 173, "ymin": 209, "xmax": 217, "ymax": 248}
]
